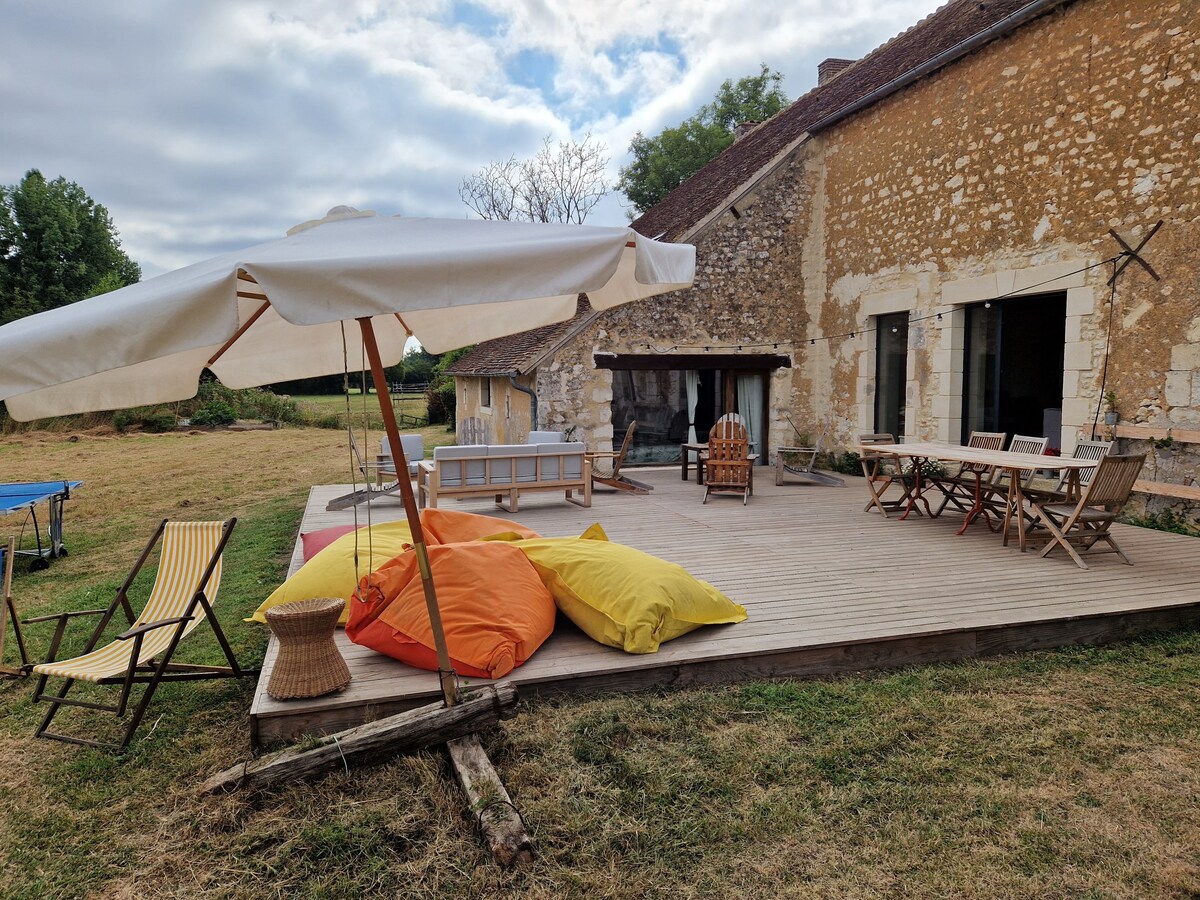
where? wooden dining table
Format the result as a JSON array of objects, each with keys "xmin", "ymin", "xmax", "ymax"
[{"xmin": 858, "ymin": 441, "xmax": 1101, "ymax": 551}]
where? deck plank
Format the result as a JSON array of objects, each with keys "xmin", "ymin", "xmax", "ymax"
[{"xmin": 249, "ymin": 468, "xmax": 1200, "ymax": 745}]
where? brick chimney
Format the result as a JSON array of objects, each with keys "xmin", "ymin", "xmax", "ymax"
[
  {"xmin": 733, "ymin": 121, "xmax": 760, "ymax": 141},
  {"xmin": 817, "ymin": 57, "xmax": 855, "ymax": 85}
]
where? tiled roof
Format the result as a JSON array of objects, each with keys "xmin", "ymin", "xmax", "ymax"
[
  {"xmin": 446, "ymin": 296, "xmax": 590, "ymax": 376},
  {"xmin": 632, "ymin": 0, "xmax": 1057, "ymax": 241}
]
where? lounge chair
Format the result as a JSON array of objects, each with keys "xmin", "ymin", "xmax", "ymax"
[
  {"xmin": 775, "ymin": 420, "xmax": 844, "ymax": 487},
  {"xmin": 26, "ymin": 519, "xmax": 257, "ymax": 750},
  {"xmin": 2, "ymin": 537, "xmax": 30, "ymax": 676},
  {"xmin": 703, "ymin": 422, "xmax": 751, "ymax": 504},
  {"xmin": 591, "ymin": 421, "xmax": 653, "ymax": 494},
  {"xmin": 326, "ymin": 428, "xmax": 410, "ymax": 511},
  {"xmin": 1027, "ymin": 454, "xmax": 1145, "ymax": 568}
]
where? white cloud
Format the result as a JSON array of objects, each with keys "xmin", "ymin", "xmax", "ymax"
[{"xmin": 1, "ymin": 0, "xmax": 942, "ymax": 276}]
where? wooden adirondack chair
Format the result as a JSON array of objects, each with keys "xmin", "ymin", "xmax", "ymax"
[{"xmin": 703, "ymin": 421, "xmax": 751, "ymax": 504}]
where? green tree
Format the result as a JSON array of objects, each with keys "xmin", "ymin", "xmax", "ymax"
[
  {"xmin": 618, "ymin": 64, "xmax": 789, "ymax": 216},
  {"xmin": 0, "ymin": 170, "xmax": 141, "ymax": 324}
]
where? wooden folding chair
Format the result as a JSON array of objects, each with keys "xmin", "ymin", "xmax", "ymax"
[
  {"xmin": 859, "ymin": 433, "xmax": 917, "ymax": 517},
  {"xmin": 27, "ymin": 519, "xmax": 257, "ymax": 750},
  {"xmin": 703, "ymin": 428, "xmax": 751, "ymax": 505},
  {"xmin": 1028, "ymin": 454, "xmax": 1145, "ymax": 569},
  {"xmin": 1, "ymin": 537, "xmax": 31, "ymax": 676},
  {"xmin": 930, "ymin": 431, "xmax": 1007, "ymax": 527},
  {"xmin": 591, "ymin": 421, "xmax": 653, "ymax": 494},
  {"xmin": 980, "ymin": 434, "xmax": 1049, "ymax": 520},
  {"xmin": 1024, "ymin": 438, "xmax": 1113, "ymax": 504}
]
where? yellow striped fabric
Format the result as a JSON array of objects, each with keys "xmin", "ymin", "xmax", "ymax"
[{"xmin": 34, "ymin": 521, "xmax": 226, "ymax": 683}]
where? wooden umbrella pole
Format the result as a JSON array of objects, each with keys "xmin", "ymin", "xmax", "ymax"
[{"xmin": 357, "ymin": 318, "xmax": 457, "ymax": 707}]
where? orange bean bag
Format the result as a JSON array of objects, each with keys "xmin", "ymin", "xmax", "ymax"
[
  {"xmin": 346, "ymin": 540, "xmax": 555, "ymax": 679},
  {"xmin": 418, "ymin": 508, "xmax": 541, "ymax": 544}
]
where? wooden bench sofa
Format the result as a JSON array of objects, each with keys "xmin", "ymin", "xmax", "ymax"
[{"xmin": 417, "ymin": 442, "xmax": 591, "ymax": 512}]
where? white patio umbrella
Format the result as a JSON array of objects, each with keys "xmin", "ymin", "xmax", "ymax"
[{"xmin": 0, "ymin": 207, "xmax": 696, "ymax": 704}]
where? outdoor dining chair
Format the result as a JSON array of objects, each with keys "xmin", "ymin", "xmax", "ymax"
[
  {"xmin": 26, "ymin": 519, "xmax": 257, "ymax": 750},
  {"xmin": 980, "ymin": 433, "xmax": 1049, "ymax": 518},
  {"xmin": 1027, "ymin": 453, "xmax": 1145, "ymax": 569},
  {"xmin": 930, "ymin": 431, "xmax": 1007, "ymax": 526},
  {"xmin": 859, "ymin": 433, "xmax": 917, "ymax": 517},
  {"xmin": 1023, "ymin": 438, "xmax": 1113, "ymax": 504}
]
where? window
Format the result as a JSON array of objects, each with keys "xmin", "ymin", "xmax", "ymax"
[
  {"xmin": 874, "ymin": 313, "xmax": 909, "ymax": 439},
  {"xmin": 480, "ymin": 378, "xmax": 491, "ymax": 408}
]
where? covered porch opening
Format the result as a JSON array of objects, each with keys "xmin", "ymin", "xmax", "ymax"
[{"xmin": 595, "ymin": 353, "xmax": 791, "ymax": 465}]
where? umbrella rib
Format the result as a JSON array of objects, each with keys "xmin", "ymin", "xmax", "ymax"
[{"xmin": 209, "ymin": 298, "xmax": 271, "ymax": 366}]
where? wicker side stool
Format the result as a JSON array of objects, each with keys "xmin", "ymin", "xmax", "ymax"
[{"xmin": 265, "ymin": 597, "xmax": 352, "ymax": 700}]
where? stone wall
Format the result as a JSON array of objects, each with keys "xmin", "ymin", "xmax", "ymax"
[
  {"xmin": 817, "ymin": 0, "xmax": 1198, "ymax": 462},
  {"xmin": 538, "ymin": 149, "xmax": 816, "ymax": 454},
  {"xmin": 455, "ymin": 375, "xmax": 535, "ymax": 444},
  {"xmin": 535, "ymin": 0, "xmax": 1199, "ymax": 511}
]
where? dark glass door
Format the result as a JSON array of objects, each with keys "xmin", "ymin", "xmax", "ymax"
[
  {"xmin": 962, "ymin": 293, "xmax": 1066, "ymax": 447},
  {"xmin": 875, "ymin": 313, "xmax": 909, "ymax": 439}
]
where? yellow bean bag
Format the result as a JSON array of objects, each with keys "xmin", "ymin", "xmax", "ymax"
[
  {"xmin": 249, "ymin": 521, "xmax": 416, "ymax": 625},
  {"xmin": 511, "ymin": 529, "xmax": 747, "ymax": 654}
]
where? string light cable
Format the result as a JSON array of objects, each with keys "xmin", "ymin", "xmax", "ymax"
[{"xmin": 636, "ymin": 253, "xmax": 1124, "ymax": 354}]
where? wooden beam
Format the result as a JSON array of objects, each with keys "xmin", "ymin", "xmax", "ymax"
[
  {"xmin": 1088, "ymin": 424, "xmax": 1200, "ymax": 444},
  {"xmin": 447, "ymin": 733, "xmax": 535, "ymax": 869},
  {"xmin": 1133, "ymin": 480, "xmax": 1200, "ymax": 502},
  {"xmin": 199, "ymin": 683, "xmax": 518, "ymax": 795}
]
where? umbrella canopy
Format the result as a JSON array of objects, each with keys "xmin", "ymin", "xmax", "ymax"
[
  {"xmin": 0, "ymin": 208, "xmax": 695, "ymax": 421},
  {"xmin": 0, "ymin": 206, "xmax": 695, "ymax": 707}
]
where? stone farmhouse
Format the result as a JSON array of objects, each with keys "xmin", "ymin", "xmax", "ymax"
[{"xmin": 449, "ymin": 0, "xmax": 1199, "ymax": 508}]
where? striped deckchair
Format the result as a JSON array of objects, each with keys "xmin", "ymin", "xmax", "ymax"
[{"xmin": 28, "ymin": 519, "xmax": 257, "ymax": 750}]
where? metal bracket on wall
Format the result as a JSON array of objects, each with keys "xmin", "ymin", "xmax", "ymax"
[{"xmin": 1106, "ymin": 220, "xmax": 1162, "ymax": 285}]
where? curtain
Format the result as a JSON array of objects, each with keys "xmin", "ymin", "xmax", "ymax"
[
  {"xmin": 685, "ymin": 370, "xmax": 699, "ymax": 443},
  {"xmin": 736, "ymin": 374, "xmax": 762, "ymax": 461}
]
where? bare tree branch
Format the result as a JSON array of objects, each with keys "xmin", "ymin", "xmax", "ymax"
[{"xmin": 460, "ymin": 134, "xmax": 608, "ymax": 224}]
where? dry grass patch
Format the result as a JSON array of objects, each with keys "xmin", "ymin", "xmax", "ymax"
[{"xmin": 0, "ymin": 427, "xmax": 1198, "ymax": 898}]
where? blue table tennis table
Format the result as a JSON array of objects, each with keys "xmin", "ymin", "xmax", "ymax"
[{"xmin": 0, "ymin": 481, "xmax": 82, "ymax": 569}]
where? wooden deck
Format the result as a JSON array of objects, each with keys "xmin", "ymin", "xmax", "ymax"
[{"xmin": 250, "ymin": 468, "xmax": 1200, "ymax": 746}]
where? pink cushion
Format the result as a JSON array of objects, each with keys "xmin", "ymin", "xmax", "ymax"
[{"xmin": 300, "ymin": 525, "xmax": 358, "ymax": 561}]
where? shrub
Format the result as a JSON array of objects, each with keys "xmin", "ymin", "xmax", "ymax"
[
  {"xmin": 112, "ymin": 408, "xmax": 176, "ymax": 433},
  {"xmin": 190, "ymin": 400, "xmax": 237, "ymax": 427},
  {"xmin": 425, "ymin": 382, "xmax": 456, "ymax": 425},
  {"xmin": 820, "ymin": 450, "xmax": 863, "ymax": 476},
  {"xmin": 184, "ymin": 380, "xmax": 302, "ymax": 425},
  {"xmin": 1125, "ymin": 509, "xmax": 1200, "ymax": 537}
]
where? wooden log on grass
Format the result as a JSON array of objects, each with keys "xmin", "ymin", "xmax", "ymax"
[
  {"xmin": 200, "ymin": 682, "xmax": 518, "ymax": 794},
  {"xmin": 448, "ymin": 733, "xmax": 535, "ymax": 868}
]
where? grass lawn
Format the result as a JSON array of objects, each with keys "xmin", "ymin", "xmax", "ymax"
[
  {"xmin": 290, "ymin": 392, "xmax": 434, "ymax": 433},
  {"xmin": 0, "ymin": 426, "xmax": 1197, "ymax": 898}
]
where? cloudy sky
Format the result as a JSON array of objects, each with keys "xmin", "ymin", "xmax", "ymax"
[{"xmin": 2, "ymin": 0, "xmax": 943, "ymax": 278}]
